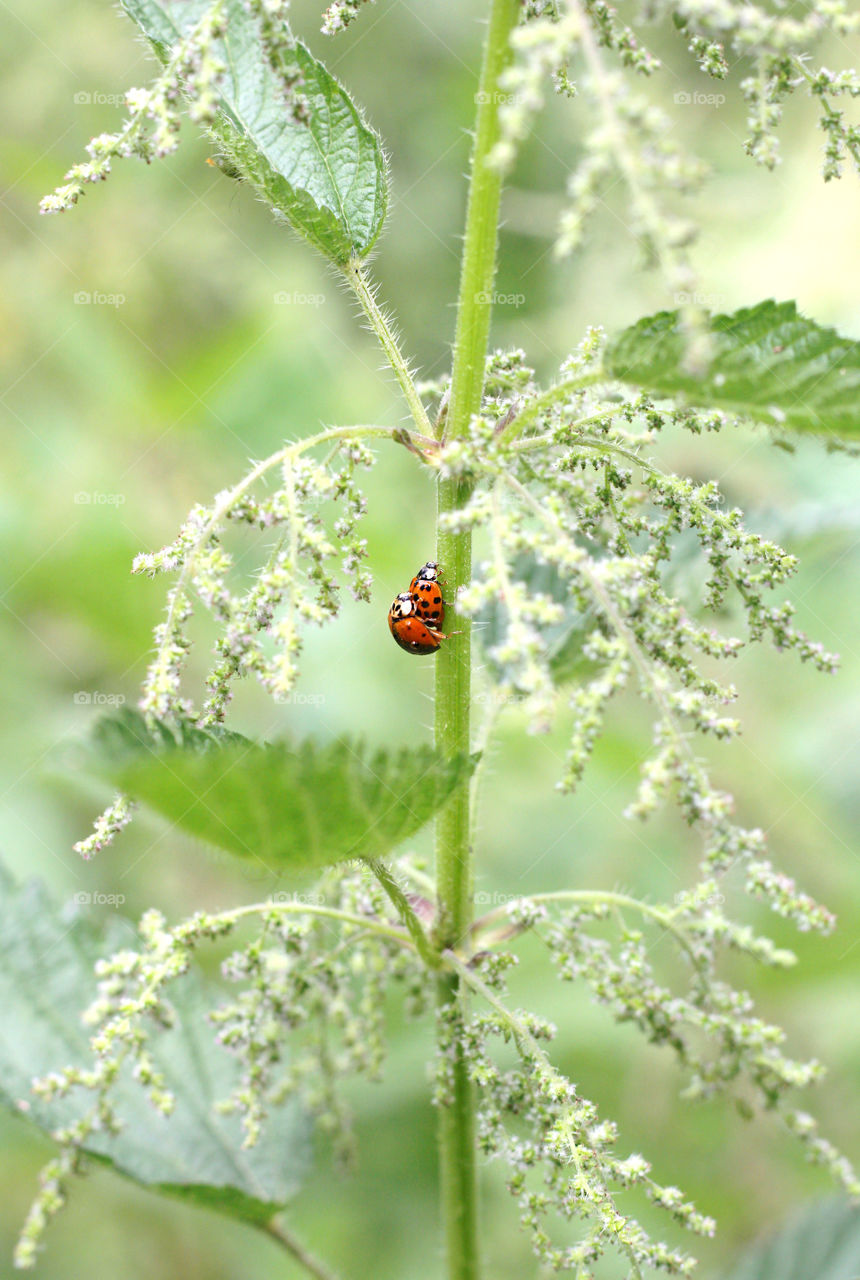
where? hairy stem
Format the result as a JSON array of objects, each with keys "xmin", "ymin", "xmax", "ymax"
[
  {"xmin": 497, "ymin": 370, "xmax": 607, "ymax": 442},
  {"xmin": 363, "ymin": 856, "xmax": 441, "ymax": 969},
  {"xmin": 229, "ymin": 899, "xmax": 414, "ymax": 949},
  {"xmin": 473, "ymin": 890, "xmax": 703, "ymax": 968},
  {"xmin": 344, "ymin": 258, "xmax": 434, "ymax": 437},
  {"xmin": 261, "ymin": 1219, "xmax": 344, "ymax": 1280},
  {"xmin": 434, "ymin": 3, "xmax": 519, "ymax": 1278}
]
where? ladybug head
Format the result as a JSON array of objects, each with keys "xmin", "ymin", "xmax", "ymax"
[
  {"xmin": 415, "ymin": 561, "xmax": 438, "ymax": 582},
  {"xmin": 389, "ymin": 591, "xmax": 414, "ymax": 619}
]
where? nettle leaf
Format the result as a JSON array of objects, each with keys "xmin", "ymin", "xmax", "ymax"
[
  {"xmin": 0, "ymin": 865, "xmax": 308, "ymax": 1222},
  {"xmin": 84, "ymin": 710, "xmax": 475, "ymax": 872},
  {"xmin": 717, "ymin": 1197, "xmax": 860, "ymax": 1280},
  {"xmin": 87, "ymin": 704, "xmax": 251, "ymax": 759},
  {"xmin": 605, "ymin": 300, "xmax": 860, "ymax": 436},
  {"xmin": 121, "ymin": 0, "xmax": 388, "ymax": 262}
]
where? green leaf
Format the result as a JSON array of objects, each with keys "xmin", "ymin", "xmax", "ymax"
[
  {"xmin": 717, "ymin": 1197, "xmax": 860, "ymax": 1280},
  {"xmin": 0, "ymin": 864, "xmax": 308, "ymax": 1222},
  {"xmin": 605, "ymin": 300, "xmax": 860, "ymax": 436},
  {"xmin": 121, "ymin": 0, "xmax": 388, "ymax": 262},
  {"xmin": 83, "ymin": 710, "xmax": 475, "ymax": 872}
]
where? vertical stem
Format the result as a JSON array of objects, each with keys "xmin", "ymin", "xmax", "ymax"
[
  {"xmin": 445, "ymin": 0, "xmax": 520, "ymax": 445},
  {"xmin": 434, "ymin": 3, "xmax": 519, "ymax": 1279}
]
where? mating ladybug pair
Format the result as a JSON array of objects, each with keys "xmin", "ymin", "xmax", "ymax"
[{"xmin": 388, "ymin": 561, "xmax": 458, "ymax": 655}]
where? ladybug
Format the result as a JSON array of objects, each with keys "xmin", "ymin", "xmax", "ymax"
[
  {"xmin": 409, "ymin": 561, "xmax": 445, "ymax": 628},
  {"xmin": 388, "ymin": 591, "xmax": 454, "ymax": 655}
]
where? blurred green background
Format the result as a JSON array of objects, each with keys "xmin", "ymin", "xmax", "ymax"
[{"xmin": 1, "ymin": 0, "xmax": 859, "ymax": 1275}]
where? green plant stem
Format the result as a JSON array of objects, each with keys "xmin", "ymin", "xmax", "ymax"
[
  {"xmin": 473, "ymin": 890, "xmax": 703, "ymax": 967},
  {"xmin": 446, "ymin": 0, "xmax": 521, "ymax": 446},
  {"xmin": 363, "ymin": 856, "xmax": 441, "ymax": 969},
  {"xmin": 229, "ymin": 900, "xmax": 413, "ymax": 949},
  {"xmin": 442, "ymin": 950, "xmax": 647, "ymax": 1280},
  {"xmin": 344, "ymin": 258, "xmax": 434, "ymax": 437},
  {"xmin": 496, "ymin": 371, "xmax": 608, "ymax": 442},
  {"xmin": 262, "ymin": 1218, "xmax": 343, "ymax": 1280},
  {"xmin": 434, "ymin": 3, "xmax": 519, "ymax": 1278}
]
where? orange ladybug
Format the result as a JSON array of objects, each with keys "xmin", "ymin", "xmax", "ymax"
[
  {"xmin": 409, "ymin": 561, "xmax": 445, "ymax": 628},
  {"xmin": 388, "ymin": 591, "xmax": 455, "ymax": 655}
]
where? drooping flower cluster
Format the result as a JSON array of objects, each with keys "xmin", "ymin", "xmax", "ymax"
[
  {"xmin": 133, "ymin": 438, "xmax": 374, "ymax": 723},
  {"xmin": 72, "ymin": 794, "xmax": 137, "ymax": 861},
  {"xmin": 243, "ymin": 0, "xmax": 309, "ymax": 120},
  {"xmin": 321, "ymin": 0, "xmax": 377, "ymax": 35},
  {"xmin": 15, "ymin": 860, "xmax": 431, "ymax": 1268},
  {"xmin": 39, "ymin": 0, "xmax": 318, "ymax": 217},
  {"xmin": 71, "ymin": 433, "xmax": 375, "ymax": 862},
  {"xmin": 40, "ymin": 3, "xmax": 228, "ymax": 214},
  {"xmin": 212, "ymin": 864, "xmax": 431, "ymax": 1159},
  {"xmin": 495, "ymin": 0, "xmax": 860, "ymax": 299},
  {"xmin": 445, "ymin": 881, "xmax": 858, "ymax": 1275},
  {"xmin": 429, "ymin": 342, "xmax": 841, "ymax": 946},
  {"xmin": 439, "ymin": 949, "xmax": 716, "ymax": 1277}
]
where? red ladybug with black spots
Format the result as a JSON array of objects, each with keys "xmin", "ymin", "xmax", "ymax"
[
  {"xmin": 387, "ymin": 592, "xmax": 443, "ymax": 654},
  {"xmin": 408, "ymin": 560, "xmax": 445, "ymax": 629},
  {"xmin": 389, "ymin": 561, "xmax": 459, "ymax": 656}
]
